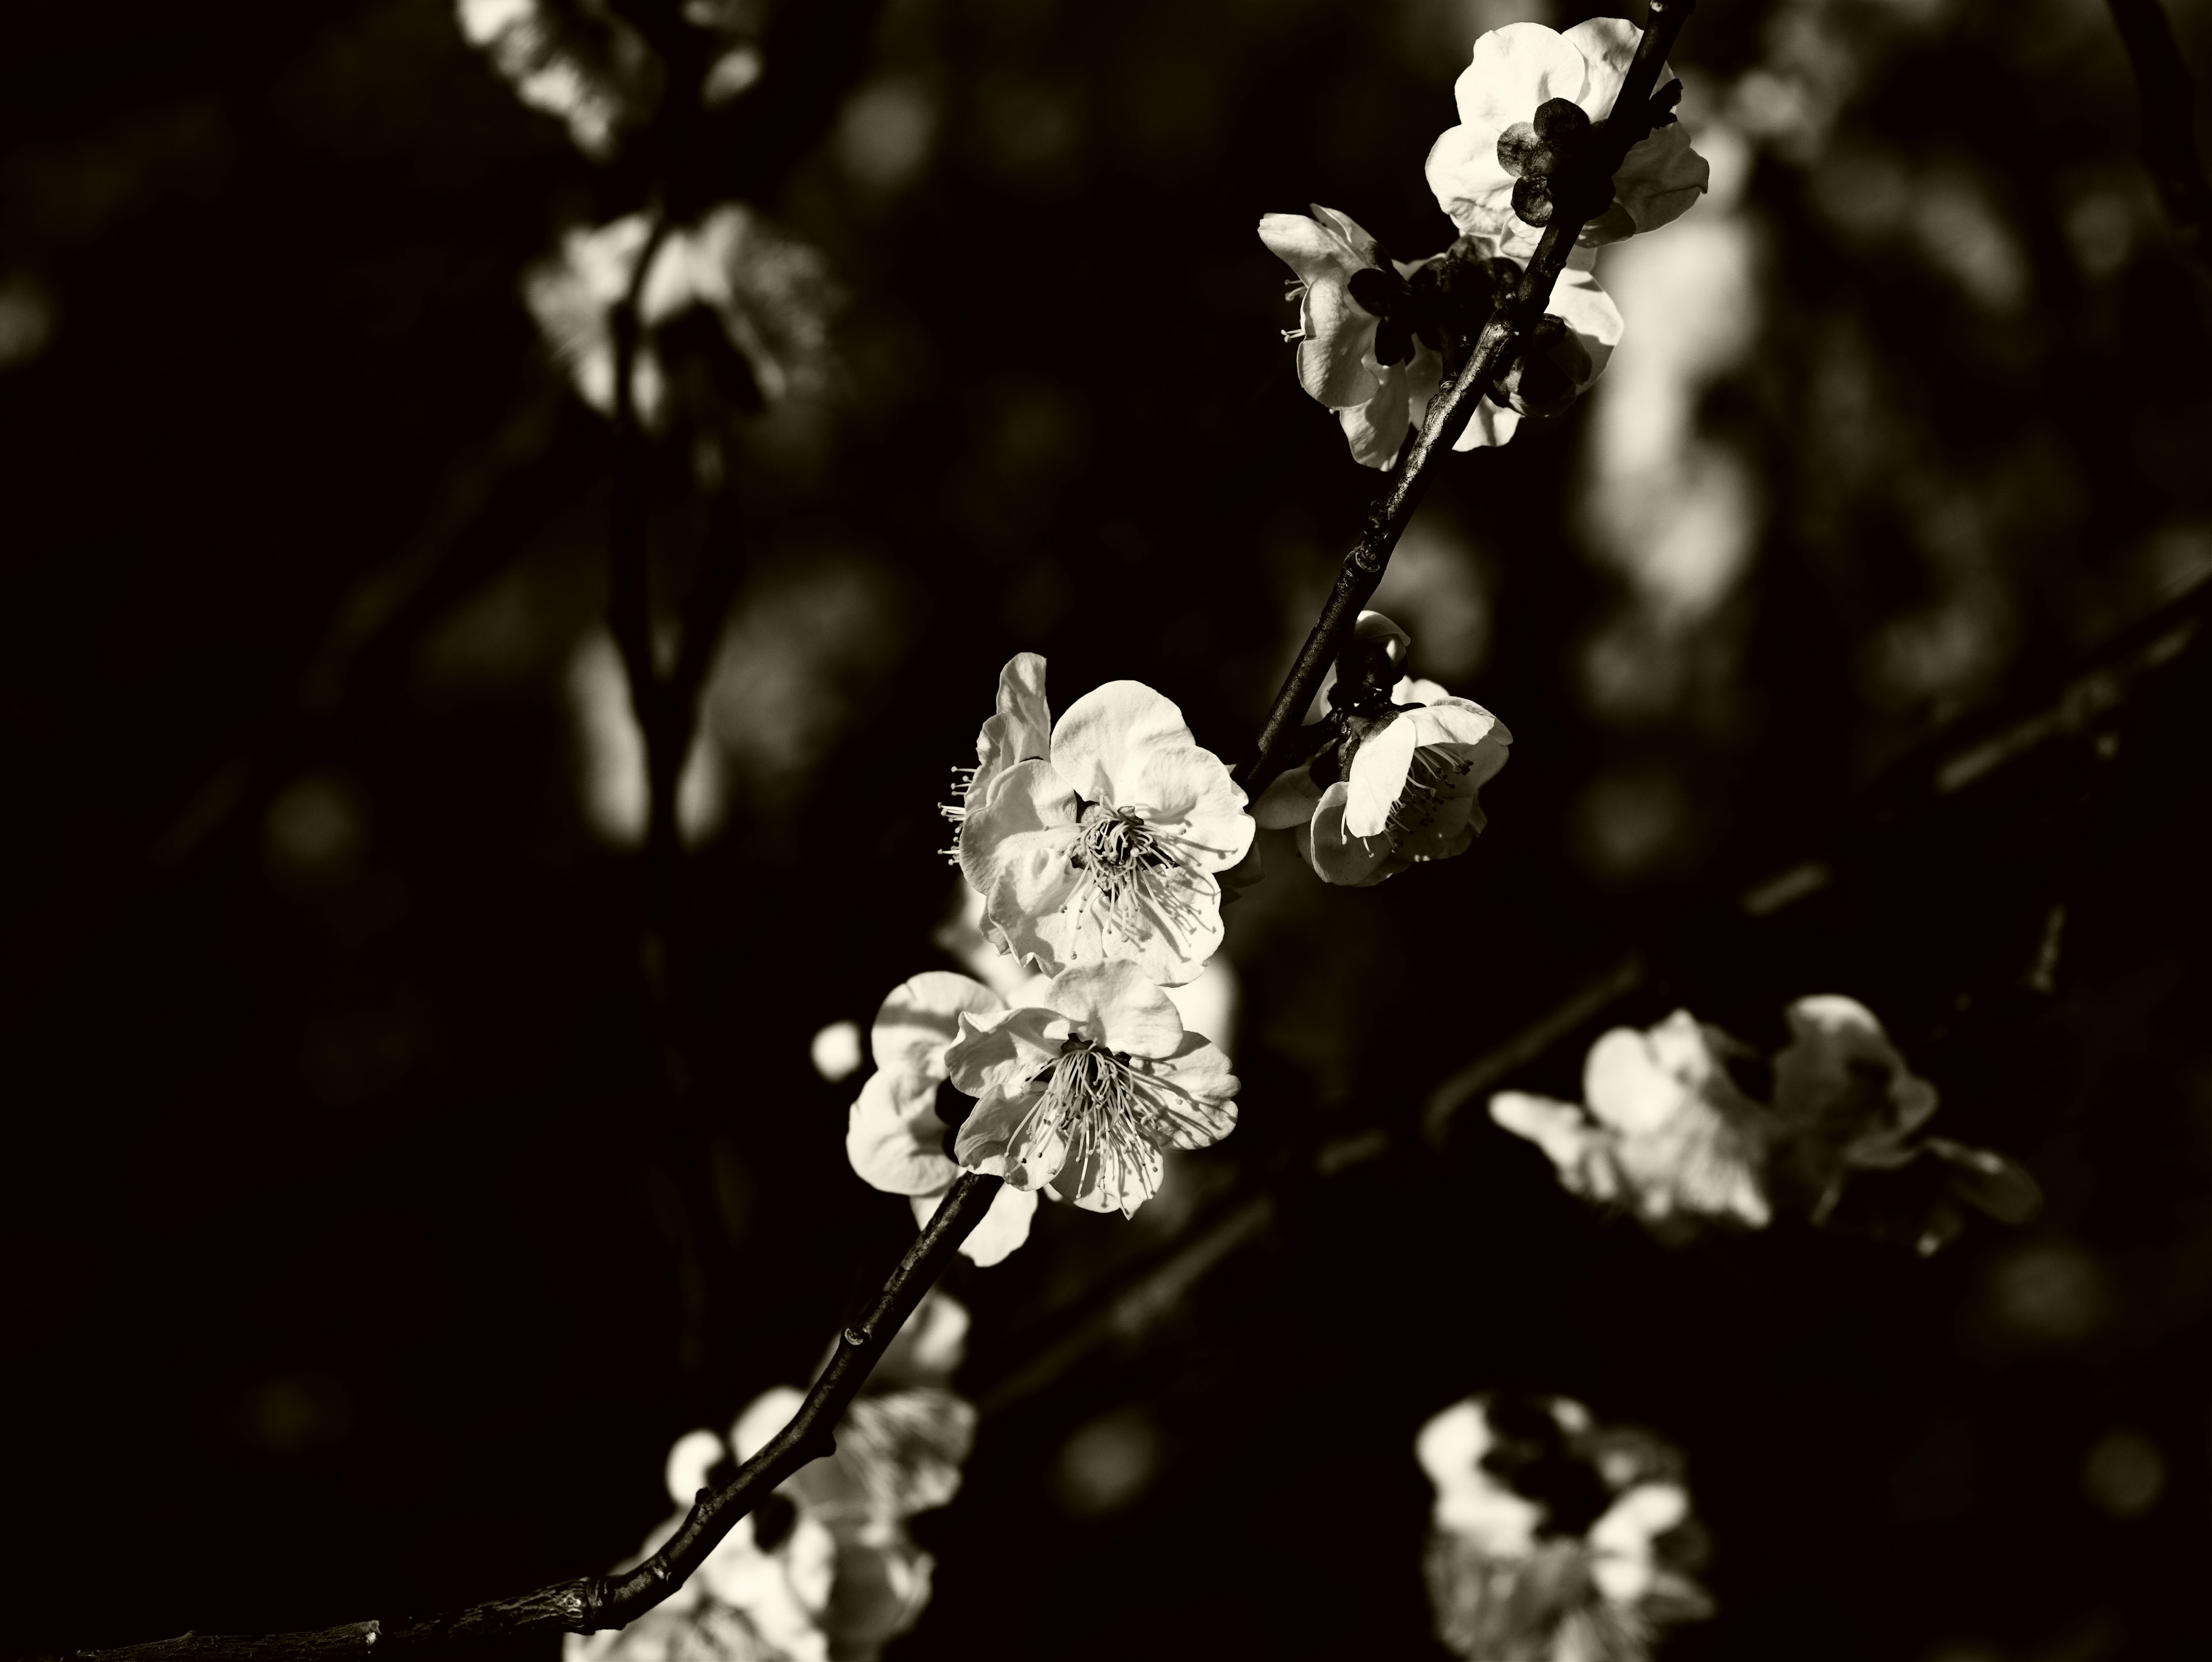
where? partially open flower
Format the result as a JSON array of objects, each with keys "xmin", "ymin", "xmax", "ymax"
[
  {"xmin": 1770, "ymin": 995, "xmax": 2040, "ymax": 1254},
  {"xmin": 956, "ymin": 664, "xmax": 1253, "ymax": 986},
  {"xmin": 1253, "ymin": 612, "xmax": 1512, "ymax": 886},
  {"xmin": 846, "ymin": 972, "xmax": 1040, "ymax": 1267},
  {"xmin": 1490, "ymin": 1009, "xmax": 1771, "ymax": 1231},
  {"xmin": 1426, "ymin": 18, "xmax": 1710, "ymax": 263},
  {"xmin": 944, "ymin": 959, "xmax": 1238, "ymax": 1217},
  {"xmin": 1259, "ymin": 209, "xmax": 1623, "ymax": 467},
  {"xmin": 1418, "ymin": 1393, "xmax": 1713, "ymax": 1662}
]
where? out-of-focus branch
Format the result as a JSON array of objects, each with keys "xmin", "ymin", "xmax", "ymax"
[
  {"xmin": 68, "ymin": 1176, "xmax": 1006, "ymax": 1662},
  {"xmin": 1233, "ymin": 0, "xmax": 1696, "ymax": 792},
  {"xmin": 2107, "ymin": 0, "xmax": 2212, "ymax": 272}
]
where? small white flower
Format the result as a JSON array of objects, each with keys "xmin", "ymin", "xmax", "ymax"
[
  {"xmin": 1490, "ymin": 1009, "xmax": 1771, "ymax": 1230},
  {"xmin": 945, "ymin": 960, "xmax": 1238, "ymax": 1218},
  {"xmin": 1258, "ymin": 207, "xmax": 1623, "ymax": 468},
  {"xmin": 955, "ymin": 662, "xmax": 1253, "ymax": 987},
  {"xmin": 845, "ymin": 971, "xmax": 1040, "ymax": 1267},
  {"xmin": 1426, "ymin": 18, "xmax": 1710, "ymax": 263},
  {"xmin": 1253, "ymin": 612, "xmax": 1512, "ymax": 886}
]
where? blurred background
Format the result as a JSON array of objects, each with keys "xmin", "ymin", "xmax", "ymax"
[{"xmin": 4, "ymin": 0, "xmax": 2211, "ymax": 1657}]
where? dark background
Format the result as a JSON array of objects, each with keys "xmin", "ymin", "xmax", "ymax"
[{"xmin": 4, "ymin": 1, "xmax": 2210, "ymax": 1658}]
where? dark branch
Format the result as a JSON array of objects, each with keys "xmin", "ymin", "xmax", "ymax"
[
  {"xmin": 2107, "ymin": 0, "xmax": 2212, "ymax": 271},
  {"xmin": 1233, "ymin": 0, "xmax": 1696, "ymax": 792},
  {"xmin": 69, "ymin": 1176, "xmax": 1007, "ymax": 1662}
]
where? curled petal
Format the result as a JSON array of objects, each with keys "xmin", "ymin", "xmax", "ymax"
[
  {"xmin": 944, "ymin": 1004, "xmax": 1068, "ymax": 1099},
  {"xmin": 975, "ymin": 652, "xmax": 1053, "ymax": 784},
  {"xmin": 1305, "ymin": 781, "xmax": 1397, "ymax": 887},
  {"xmin": 870, "ymin": 972, "xmax": 1006, "ymax": 1088},
  {"xmin": 847, "ymin": 1070, "xmax": 960, "ymax": 1198},
  {"xmin": 1046, "ymin": 959, "xmax": 1187, "ymax": 1057}
]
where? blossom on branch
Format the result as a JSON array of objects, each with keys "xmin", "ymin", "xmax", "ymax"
[
  {"xmin": 1426, "ymin": 18, "xmax": 1710, "ymax": 263},
  {"xmin": 1490, "ymin": 997, "xmax": 2041, "ymax": 1251},
  {"xmin": 1418, "ymin": 1392, "xmax": 1713, "ymax": 1662},
  {"xmin": 1253, "ymin": 612, "xmax": 1512, "ymax": 886},
  {"xmin": 846, "ymin": 971, "xmax": 1040, "ymax": 1266},
  {"xmin": 457, "ymin": 0, "xmax": 661, "ymax": 157},
  {"xmin": 1257, "ymin": 209, "xmax": 1623, "ymax": 467},
  {"xmin": 525, "ymin": 205, "xmax": 840, "ymax": 431},
  {"xmin": 944, "ymin": 959, "xmax": 1238, "ymax": 1217},
  {"xmin": 1490, "ymin": 1009, "xmax": 1771, "ymax": 1233},
  {"xmin": 955, "ymin": 661, "xmax": 1253, "ymax": 986}
]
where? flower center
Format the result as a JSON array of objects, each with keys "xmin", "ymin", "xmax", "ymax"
[
  {"xmin": 1007, "ymin": 1039, "xmax": 1153, "ymax": 1183},
  {"xmin": 1070, "ymin": 802, "xmax": 1168, "ymax": 891}
]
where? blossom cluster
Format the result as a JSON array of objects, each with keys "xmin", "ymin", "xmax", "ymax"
[
  {"xmin": 569, "ymin": 1293, "xmax": 977, "ymax": 1662},
  {"xmin": 1490, "ymin": 996, "xmax": 2043, "ymax": 1252},
  {"xmin": 1262, "ymin": 17, "xmax": 1709, "ymax": 468},
  {"xmin": 1418, "ymin": 1392, "xmax": 1712, "ymax": 1661}
]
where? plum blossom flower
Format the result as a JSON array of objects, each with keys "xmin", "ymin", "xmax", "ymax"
[
  {"xmin": 1253, "ymin": 612, "xmax": 1512, "ymax": 887},
  {"xmin": 954, "ymin": 661, "xmax": 1253, "ymax": 987},
  {"xmin": 525, "ymin": 205, "xmax": 839, "ymax": 431},
  {"xmin": 1489, "ymin": 1009, "xmax": 1770, "ymax": 1232},
  {"xmin": 1426, "ymin": 18, "xmax": 1710, "ymax": 263},
  {"xmin": 845, "ymin": 972, "xmax": 1040, "ymax": 1267},
  {"xmin": 1418, "ymin": 1393, "xmax": 1713, "ymax": 1662},
  {"xmin": 1258, "ymin": 208, "xmax": 1623, "ymax": 468},
  {"xmin": 459, "ymin": 0, "xmax": 661, "ymax": 158},
  {"xmin": 1768, "ymin": 995, "xmax": 2040, "ymax": 1254},
  {"xmin": 944, "ymin": 959, "xmax": 1238, "ymax": 1217},
  {"xmin": 1491, "ymin": 996, "xmax": 2040, "ymax": 1252}
]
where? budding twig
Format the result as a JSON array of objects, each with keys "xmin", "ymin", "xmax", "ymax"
[
  {"xmin": 1233, "ymin": 0, "xmax": 1697, "ymax": 793},
  {"xmin": 2106, "ymin": 0, "xmax": 2212, "ymax": 275},
  {"xmin": 68, "ymin": 1176, "xmax": 1008, "ymax": 1661}
]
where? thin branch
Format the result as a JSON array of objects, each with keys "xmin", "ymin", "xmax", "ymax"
[
  {"xmin": 2107, "ymin": 0, "xmax": 2212, "ymax": 272},
  {"xmin": 69, "ymin": 1176, "xmax": 1007, "ymax": 1662},
  {"xmin": 1233, "ymin": 0, "xmax": 1696, "ymax": 792}
]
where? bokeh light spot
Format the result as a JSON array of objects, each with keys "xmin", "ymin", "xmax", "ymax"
[
  {"xmin": 810, "ymin": 1020, "xmax": 863, "ymax": 1082},
  {"xmin": 1051, "ymin": 1406, "xmax": 1161, "ymax": 1519},
  {"xmin": 2081, "ymin": 1426, "xmax": 2165, "ymax": 1519}
]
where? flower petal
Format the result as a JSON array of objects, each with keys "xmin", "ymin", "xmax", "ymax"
[
  {"xmin": 1253, "ymin": 763, "xmax": 1326, "ymax": 830},
  {"xmin": 1048, "ymin": 683, "xmax": 1252, "ymax": 869},
  {"xmin": 1047, "ymin": 1123, "xmax": 1164, "ymax": 1217},
  {"xmin": 1450, "ymin": 395, "xmax": 1523, "ymax": 451},
  {"xmin": 1454, "ymin": 22, "xmax": 1592, "ymax": 130},
  {"xmin": 1343, "ymin": 714, "xmax": 1418, "ymax": 839},
  {"xmin": 1305, "ymin": 780, "xmax": 1397, "ymax": 886},
  {"xmin": 1927, "ymin": 1138, "xmax": 2043, "ymax": 1224},
  {"xmin": 944, "ymin": 1004, "xmax": 1066, "ymax": 1099},
  {"xmin": 960, "ymin": 759, "xmax": 1084, "ymax": 970},
  {"xmin": 1609, "ymin": 122, "xmax": 1710, "ymax": 240},
  {"xmin": 974, "ymin": 652, "xmax": 1053, "ymax": 781},
  {"xmin": 847, "ymin": 1070, "xmax": 961, "ymax": 1197},
  {"xmin": 870, "ymin": 972, "xmax": 1007, "ymax": 1086},
  {"xmin": 1256, "ymin": 208, "xmax": 1363, "ymax": 287},
  {"xmin": 1128, "ymin": 1031, "xmax": 1238, "ymax": 1149},
  {"xmin": 1558, "ymin": 16, "xmax": 1641, "ymax": 114},
  {"xmin": 1046, "ymin": 959, "xmax": 1185, "ymax": 1058},
  {"xmin": 921, "ymin": 1180, "xmax": 1039, "ymax": 1266},
  {"xmin": 1425, "ymin": 120, "xmax": 1523, "ymax": 253}
]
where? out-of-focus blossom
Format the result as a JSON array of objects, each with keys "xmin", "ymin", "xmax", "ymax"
[
  {"xmin": 1254, "ymin": 612, "xmax": 1512, "ymax": 887},
  {"xmin": 945, "ymin": 960, "xmax": 1238, "ymax": 1217},
  {"xmin": 846, "ymin": 971, "xmax": 1039, "ymax": 1267},
  {"xmin": 730, "ymin": 1294, "xmax": 977, "ymax": 1662},
  {"xmin": 1418, "ymin": 1393, "xmax": 1713, "ymax": 1662},
  {"xmin": 1490, "ymin": 1009, "xmax": 1770, "ymax": 1232},
  {"xmin": 525, "ymin": 205, "xmax": 840, "ymax": 431},
  {"xmin": 955, "ymin": 662, "xmax": 1252, "ymax": 987},
  {"xmin": 1258, "ymin": 208, "xmax": 1622, "ymax": 467},
  {"xmin": 1426, "ymin": 19, "xmax": 1709, "ymax": 263},
  {"xmin": 457, "ymin": 0, "xmax": 662, "ymax": 157},
  {"xmin": 1769, "ymin": 995, "xmax": 2041, "ymax": 1254},
  {"xmin": 1491, "ymin": 997, "xmax": 2040, "ymax": 1251}
]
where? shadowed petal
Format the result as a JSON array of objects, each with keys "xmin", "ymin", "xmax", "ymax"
[
  {"xmin": 847, "ymin": 1070, "xmax": 960, "ymax": 1197},
  {"xmin": 1254, "ymin": 762, "xmax": 1326, "ymax": 830},
  {"xmin": 1306, "ymin": 781, "xmax": 1396, "ymax": 886},
  {"xmin": 944, "ymin": 1005, "xmax": 1066, "ymax": 1099},
  {"xmin": 1047, "ymin": 959, "xmax": 1185, "ymax": 1058},
  {"xmin": 870, "ymin": 972, "xmax": 1006, "ymax": 1086},
  {"xmin": 912, "ymin": 1181, "xmax": 1040, "ymax": 1266}
]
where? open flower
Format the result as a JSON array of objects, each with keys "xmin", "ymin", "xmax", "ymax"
[
  {"xmin": 1426, "ymin": 18, "xmax": 1710, "ymax": 263},
  {"xmin": 1259, "ymin": 208, "xmax": 1623, "ymax": 468},
  {"xmin": 1253, "ymin": 612, "xmax": 1512, "ymax": 886},
  {"xmin": 1770, "ymin": 995, "xmax": 2040, "ymax": 1254},
  {"xmin": 944, "ymin": 960, "xmax": 1237, "ymax": 1217},
  {"xmin": 1490, "ymin": 1009, "xmax": 1771, "ymax": 1232},
  {"xmin": 956, "ymin": 663, "xmax": 1253, "ymax": 986},
  {"xmin": 1418, "ymin": 1394, "xmax": 1713, "ymax": 1662},
  {"xmin": 845, "ymin": 972, "xmax": 1040, "ymax": 1267}
]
